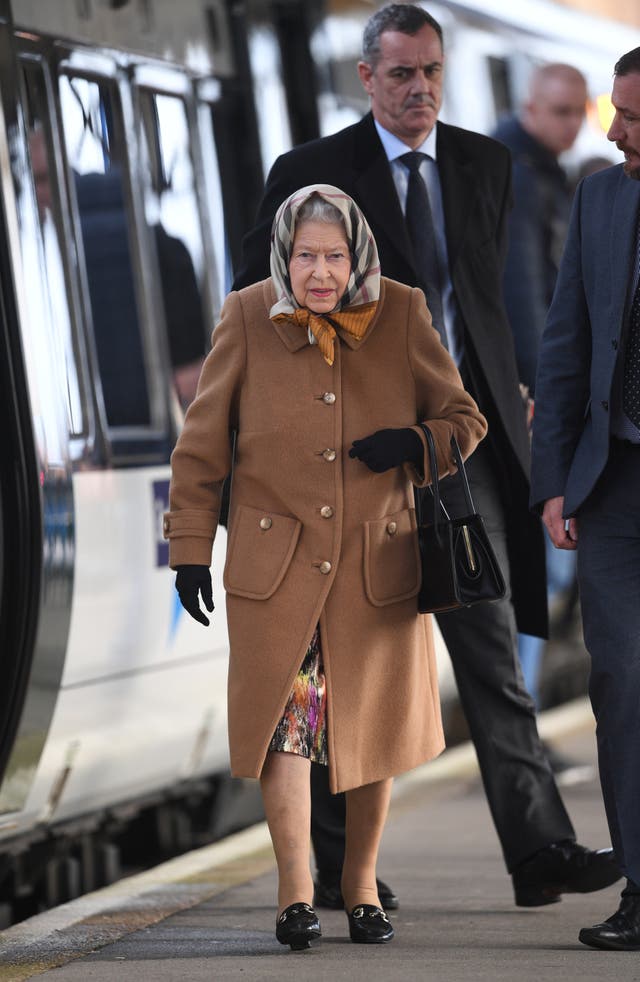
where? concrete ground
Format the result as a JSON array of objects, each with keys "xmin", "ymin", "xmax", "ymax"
[{"xmin": 1, "ymin": 699, "xmax": 637, "ymax": 982}]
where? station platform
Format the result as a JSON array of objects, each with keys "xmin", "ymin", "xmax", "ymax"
[{"xmin": 0, "ymin": 698, "xmax": 635, "ymax": 982}]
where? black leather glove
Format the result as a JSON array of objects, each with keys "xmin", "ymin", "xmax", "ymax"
[
  {"xmin": 349, "ymin": 427, "xmax": 423, "ymax": 473},
  {"xmin": 175, "ymin": 565, "xmax": 214, "ymax": 626}
]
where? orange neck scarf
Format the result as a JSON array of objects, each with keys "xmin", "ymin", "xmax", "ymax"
[{"xmin": 272, "ymin": 302, "xmax": 377, "ymax": 366}]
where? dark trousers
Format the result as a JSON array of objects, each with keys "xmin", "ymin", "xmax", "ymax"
[
  {"xmin": 311, "ymin": 441, "xmax": 575, "ymax": 878},
  {"xmin": 576, "ymin": 439, "xmax": 640, "ymax": 887}
]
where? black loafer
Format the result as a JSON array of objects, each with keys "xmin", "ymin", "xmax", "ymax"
[
  {"xmin": 512, "ymin": 841, "xmax": 621, "ymax": 907},
  {"xmin": 275, "ymin": 902, "xmax": 322, "ymax": 951},
  {"xmin": 314, "ymin": 877, "xmax": 399, "ymax": 911},
  {"xmin": 579, "ymin": 894, "xmax": 640, "ymax": 950},
  {"xmin": 347, "ymin": 904, "xmax": 394, "ymax": 944}
]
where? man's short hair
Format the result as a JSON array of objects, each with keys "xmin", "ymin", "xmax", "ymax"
[
  {"xmin": 362, "ymin": 3, "xmax": 443, "ymax": 67},
  {"xmin": 614, "ymin": 48, "xmax": 640, "ymax": 77}
]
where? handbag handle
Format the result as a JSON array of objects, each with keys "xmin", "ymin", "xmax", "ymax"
[{"xmin": 417, "ymin": 424, "xmax": 477, "ymax": 545}]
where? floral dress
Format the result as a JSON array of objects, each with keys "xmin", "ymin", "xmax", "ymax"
[{"xmin": 268, "ymin": 625, "xmax": 328, "ymax": 765}]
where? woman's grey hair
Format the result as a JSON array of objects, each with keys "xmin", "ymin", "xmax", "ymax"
[
  {"xmin": 296, "ymin": 193, "xmax": 347, "ymax": 235},
  {"xmin": 362, "ymin": 3, "xmax": 443, "ymax": 68}
]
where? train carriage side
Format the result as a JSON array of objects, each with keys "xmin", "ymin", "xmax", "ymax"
[{"xmin": 0, "ymin": 0, "xmax": 260, "ymax": 922}]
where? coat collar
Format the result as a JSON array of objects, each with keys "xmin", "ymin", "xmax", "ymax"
[
  {"xmin": 264, "ymin": 279, "xmax": 308, "ymax": 352},
  {"xmin": 610, "ymin": 167, "xmax": 640, "ymax": 333},
  {"xmin": 264, "ymin": 276, "xmax": 387, "ymax": 355}
]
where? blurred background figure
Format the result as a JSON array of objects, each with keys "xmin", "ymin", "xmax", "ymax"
[
  {"xmin": 153, "ymin": 222, "xmax": 207, "ymax": 409},
  {"xmin": 493, "ymin": 64, "xmax": 587, "ymax": 732}
]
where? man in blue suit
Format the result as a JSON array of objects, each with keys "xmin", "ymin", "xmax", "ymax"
[{"xmin": 531, "ymin": 48, "xmax": 640, "ymax": 950}]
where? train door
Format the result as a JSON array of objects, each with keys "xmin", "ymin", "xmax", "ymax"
[{"xmin": 0, "ymin": 28, "xmax": 79, "ymax": 819}]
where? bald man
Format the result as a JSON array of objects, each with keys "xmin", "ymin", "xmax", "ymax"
[
  {"xmin": 493, "ymin": 64, "xmax": 587, "ymax": 395},
  {"xmin": 493, "ymin": 65, "xmax": 587, "ymax": 710}
]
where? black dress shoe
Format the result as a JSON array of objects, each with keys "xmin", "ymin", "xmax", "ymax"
[
  {"xmin": 275, "ymin": 903, "xmax": 321, "ymax": 951},
  {"xmin": 347, "ymin": 904, "xmax": 394, "ymax": 944},
  {"xmin": 512, "ymin": 841, "xmax": 621, "ymax": 907},
  {"xmin": 579, "ymin": 894, "xmax": 640, "ymax": 950},
  {"xmin": 313, "ymin": 877, "xmax": 399, "ymax": 911}
]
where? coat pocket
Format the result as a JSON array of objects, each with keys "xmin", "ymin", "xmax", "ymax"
[
  {"xmin": 224, "ymin": 504, "xmax": 302, "ymax": 600},
  {"xmin": 363, "ymin": 508, "xmax": 421, "ymax": 607}
]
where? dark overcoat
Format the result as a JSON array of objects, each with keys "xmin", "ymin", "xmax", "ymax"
[{"xmin": 165, "ymin": 277, "xmax": 487, "ymax": 792}]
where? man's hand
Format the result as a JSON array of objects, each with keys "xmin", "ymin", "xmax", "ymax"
[{"xmin": 542, "ymin": 496, "xmax": 578, "ymax": 550}]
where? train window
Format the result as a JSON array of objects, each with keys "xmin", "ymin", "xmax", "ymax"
[
  {"xmin": 247, "ymin": 24, "xmax": 292, "ymax": 173},
  {"xmin": 196, "ymin": 82, "xmax": 229, "ymax": 305},
  {"xmin": 309, "ymin": 16, "xmax": 365, "ymax": 134},
  {"xmin": 58, "ymin": 73, "xmax": 160, "ymax": 434},
  {"xmin": 19, "ymin": 61, "xmax": 86, "ymax": 442},
  {"xmin": 488, "ymin": 56, "xmax": 513, "ymax": 120},
  {"xmin": 137, "ymin": 89, "xmax": 210, "ymax": 409}
]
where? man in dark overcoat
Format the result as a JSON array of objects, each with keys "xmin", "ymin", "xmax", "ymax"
[{"xmin": 233, "ymin": 2, "xmax": 619, "ymax": 909}]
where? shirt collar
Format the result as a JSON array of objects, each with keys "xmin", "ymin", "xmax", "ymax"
[{"xmin": 374, "ymin": 118, "xmax": 438, "ymax": 163}]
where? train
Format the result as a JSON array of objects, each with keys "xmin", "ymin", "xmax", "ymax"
[{"xmin": 0, "ymin": 0, "xmax": 635, "ymax": 926}]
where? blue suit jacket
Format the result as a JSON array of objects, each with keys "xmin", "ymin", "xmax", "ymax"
[{"xmin": 531, "ymin": 164, "xmax": 640, "ymax": 516}]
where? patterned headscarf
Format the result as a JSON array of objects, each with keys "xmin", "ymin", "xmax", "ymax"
[{"xmin": 269, "ymin": 184, "xmax": 381, "ymax": 365}]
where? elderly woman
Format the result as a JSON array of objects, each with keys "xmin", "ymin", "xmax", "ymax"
[{"xmin": 164, "ymin": 184, "xmax": 486, "ymax": 950}]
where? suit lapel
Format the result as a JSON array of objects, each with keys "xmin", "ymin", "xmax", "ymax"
[
  {"xmin": 610, "ymin": 170, "xmax": 640, "ymax": 334},
  {"xmin": 352, "ymin": 114, "xmax": 415, "ymax": 270},
  {"xmin": 436, "ymin": 123, "xmax": 477, "ymax": 272}
]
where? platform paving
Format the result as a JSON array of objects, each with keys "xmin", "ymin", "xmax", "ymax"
[{"xmin": 1, "ymin": 705, "xmax": 638, "ymax": 982}]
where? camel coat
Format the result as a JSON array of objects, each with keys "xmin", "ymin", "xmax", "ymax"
[{"xmin": 164, "ymin": 276, "xmax": 487, "ymax": 792}]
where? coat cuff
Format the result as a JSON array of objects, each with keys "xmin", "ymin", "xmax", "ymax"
[
  {"xmin": 403, "ymin": 424, "xmax": 454, "ymax": 488},
  {"xmin": 163, "ymin": 509, "xmax": 218, "ymax": 569}
]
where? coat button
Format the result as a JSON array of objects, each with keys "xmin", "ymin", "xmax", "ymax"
[
  {"xmin": 319, "ymin": 561, "xmax": 332, "ymax": 575},
  {"xmin": 387, "ymin": 521, "xmax": 398, "ymax": 535},
  {"xmin": 322, "ymin": 391, "xmax": 336, "ymax": 405},
  {"xmin": 259, "ymin": 516, "xmax": 273, "ymax": 530},
  {"xmin": 601, "ymin": 400, "xmax": 609, "ymax": 411},
  {"xmin": 320, "ymin": 505, "xmax": 334, "ymax": 518},
  {"xmin": 322, "ymin": 448, "xmax": 337, "ymax": 462},
  {"xmin": 163, "ymin": 518, "xmax": 170, "ymax": 533}
]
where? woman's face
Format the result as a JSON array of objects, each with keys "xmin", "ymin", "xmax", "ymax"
[{"xmin": 289, "ymin": 220, "xmax": 351, "ymax": 313}]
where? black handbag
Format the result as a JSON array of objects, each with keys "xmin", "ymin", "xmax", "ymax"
[{"xmin": 416, "ymin": 426, "xmax": 506, "ymax": 614}]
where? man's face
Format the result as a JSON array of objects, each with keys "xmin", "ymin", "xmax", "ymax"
[
  {"xmin": 358, "ymin": 25, "xmax": 444, "ymax": 148},
  {"xmin": 608, "ymin": 72, "xmax": 640, "ymax": 181},
  {"xmin": 526, "ymin": 76, "xmax": 587, "ymax": 156}
]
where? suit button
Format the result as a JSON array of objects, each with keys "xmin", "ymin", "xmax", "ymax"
[
  {"xmin": 601, "ymin": 401, "xmax": 609, "ymax": 411},
  {"xmin": 387, "ymin": 521, "xmax": 398, "ymax": 535},
  {"xmin": 319, "ymin": 561, "xmax": 332, "ymax": 575},
  {"xmin": 320, "ymin": 505, "xmax": 334, "ymax": 519},
  {"xmin": 612, "ymin": 339, "xmax": 619, "ymax": 350},
  {"xmin": 322, "ymin": 448, "xmax": 337, "ymax": 462},
  {"xmin": 259, "ymin": 517, "xmax": 272, "ymax": 530},
  {"xmin": 322, "ymin": 392, "xmax": 336, "ymax": 405}
]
